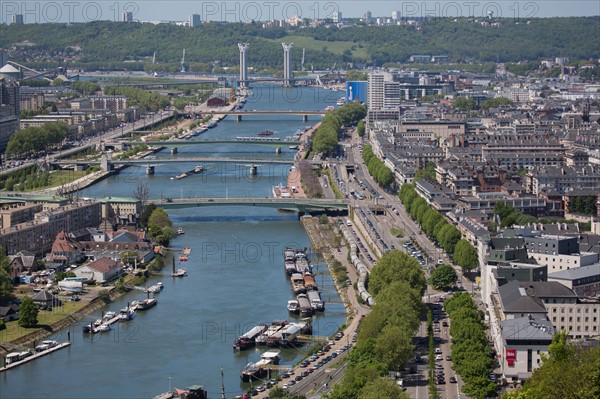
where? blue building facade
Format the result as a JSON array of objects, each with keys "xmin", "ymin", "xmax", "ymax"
[{"xmin": 346, "ymin": 81, "xmax": 367, "ymax": 104}]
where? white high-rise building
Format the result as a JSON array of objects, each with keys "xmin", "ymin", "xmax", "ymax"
[
  {"xmin": 392, "ymin": 10, "xmax": 400, "ymax": 21},
  {"xmin": 363, "ymin": 11, "xmax": 372, "ymax": 24},
  {"xmin": 368, "ymin": 72, "xmax": 396, "ymax": 110},
  {"xmin": 122, "ymin": 12, "xmax": 133, "ymax": 22},
  {"xmin": 332, "ymin": 11, "xmax": 342, "ymax": 23}
]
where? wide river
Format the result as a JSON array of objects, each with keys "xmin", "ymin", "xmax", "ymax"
[{"xmin": 0, "ymin": 85, "xmax": 347, "ymax": 399}]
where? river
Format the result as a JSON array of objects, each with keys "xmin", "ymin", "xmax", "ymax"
[{"xmin": 0, "ymin": 85, "xmax": 346, "ymax": 399}]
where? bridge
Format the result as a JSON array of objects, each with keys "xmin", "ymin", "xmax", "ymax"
[
  {"xmin": 149, "ymin": 197, "xmax": 349, "ymax": 213},
  {"xmin": 55, "ymin": 156, "xmax": 303, "ymax": 166},
  {"xmin": 201, "ymin": 109, "xmax": 327, "ymax": 122},
  {"xmin": 128, "ymin": 138, "xmax": 302, "ymax": 146}
]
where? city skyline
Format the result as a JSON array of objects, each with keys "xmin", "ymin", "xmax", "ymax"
[{"xmin": 1, "ymin": 1, "xmax": 599, "ymax": 24}]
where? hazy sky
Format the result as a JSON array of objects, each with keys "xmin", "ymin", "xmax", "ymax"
[{"xmin": 2, "ymin": 1, "xmax": 599, "ymax": 24}]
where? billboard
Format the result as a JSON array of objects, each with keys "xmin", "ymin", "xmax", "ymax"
[
  {"xmin": 506, "ymin": 348, "xmax": 516, "ymax": 367},
  {"xmin": 346, "ymin": 81, "xmax": 367, "ymax": 104}
]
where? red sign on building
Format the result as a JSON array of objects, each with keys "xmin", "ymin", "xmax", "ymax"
[{"xmin": 506, "ymin": 348, "xmax": 516, "ymax": 366}]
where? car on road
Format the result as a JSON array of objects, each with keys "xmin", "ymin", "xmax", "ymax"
[
  {"xmin": 449, "ymin": 376, "xmax": 457, "ymax": 383},
  {"xmin": 446, "ymin": 355, "xmax": 452, "ymax": 361},
  {"xmin": 295, "ymin": 375, "xmax": 303, "ymax": 382},
  {"xmin": 435, "ymin": 354, "xmax": 443, "ymax": 361}
]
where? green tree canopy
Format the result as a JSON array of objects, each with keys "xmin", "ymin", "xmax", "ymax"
[
  {"xmin": 359, "ymin": 377, "xmax": 410, "ymax": 399},
  {"xmin": 18, "ymin": 296, "xmax": 38, "ymax": 327},
  {"xmin": 428, "ymin": 264, "xmax": 458, "ymax": 290},
  {"xmin": 453, "ymin": 239, "xmax": 479, "ymax": 270},
  {"xmin": 368, "ymin": 250, "xmax": 426, "ymax": 297}
]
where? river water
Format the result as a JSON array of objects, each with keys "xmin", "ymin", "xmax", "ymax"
[{"xmin": 0, "ymin": 85, "xmax": 346, "ymax": 399}]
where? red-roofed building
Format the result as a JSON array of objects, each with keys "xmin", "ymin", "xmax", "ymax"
[
  {"xmin": 72, "ymin": 257, "xmax": 123, "ymax": 283},
  {"xmin": 49, "ymin": 231, "xmax": 83, "ymax": 265}
]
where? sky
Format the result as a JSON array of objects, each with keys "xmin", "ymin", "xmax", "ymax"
[{"xmin": 1, "ymin": 1, "xmax": 599, "ymax": 24}]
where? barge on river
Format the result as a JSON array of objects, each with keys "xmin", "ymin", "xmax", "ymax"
[
  {"xmin": 233, "ymin": 324, "xmax": 268, "ymax": 351},
  {"xmin": 240, "ymin": 350, "xmax": 281, "ymax": 382}
]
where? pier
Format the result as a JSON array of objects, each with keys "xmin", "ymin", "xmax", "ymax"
[{"xmin": 0, "ymin": 342, "xmax": 71, "ymax": 372}]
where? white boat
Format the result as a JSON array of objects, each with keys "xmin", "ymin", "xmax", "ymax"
[
  {"xmin": 177, "ymin": 227, "xmax": 185, "ymax": 235},
  {"xmin": 172, "ymin": 268, "xmax": 187, "ymax": 277},
  {"xmin": 103, "ymin": 311, "xmax": 117, "ymax": 321},
  {"xmin": 118, "ymin": 307, "xmax": 135, "ymax": 321},
  {"xmin": 35, "ymin": 340, "xmax": 59, "ymax": 352},
  {"xmin": 146, "ymin": 282, "xmax": 164, "ymax": 293},
  {"xmin": 97, "ymin": 323, "xmax": 111, "ymax": 333},
  {"xmin": 92, "ymin": 318, "xmax": 103, "ymax": 328},
  {"xmin": 287, "ymin": 299, "xmax": 299, "ymax": 314}
]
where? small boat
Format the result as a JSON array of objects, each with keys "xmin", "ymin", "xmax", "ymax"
[
  {"xmin": 289, "ymin": 145, "xmax": 299, "ymax": 150},
  {"xmin": 177, "ymin": 227, "xmax": 185, "ymax": 235},
  {"xmin": 118, "ymin": 307, "xmax": 135, "ymax": 321},
  {"xmin": 172, "ymin": 268, "xmax": 187, "ymax": 277},
  {"xmin": 287, "ymin": 299, "xmax": 299, "ymax": 314},
  {"xmin": 92, "ymin": 318, "xmax": 103, "ymax": 328},
  {"xmin": 103, "ymin": 311, "xmax": 117, "ymax": 321},
  {"xmin": 258, "ymin": 130, "xmax": 274, "ymax": 137},
  {"xmin": 175, "ymin": 173, "xmax": 188, "ymax": 180},
  {"xmin": 83, "ymin": 323, "xmax": 95, "ymax": 334},
  {"xmin": 97, "ymin": 323, "xmax": 111, "ymax": 333},
  {"xmin": 146, "ymin": 282, "xmax": 164, "ymax": 293},
  {"xmin": 193, "ymin": 165, "xmax": 204, "ymax": 174},
  {"xmin": 35, "ymin": 340, "xmax": 59, "ymax": 352},
  {"xmin": 132, "ymin": 297, "xmax": 158, "ymax": 311},
  {"xmin": 153, "ymin": 384, "xmax": 208, "ymax": 399},
  {"xmin": 178, "ymin": 255, "xmax": 188, "ymax": 262},
  {"xmin": 207, "ymin": 121, "xmax": 217, "ymax": 128}
]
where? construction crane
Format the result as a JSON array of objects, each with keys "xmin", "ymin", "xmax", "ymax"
[{"xmin": 180, "ymin": 49, "xmax": 186, "ymax": 73}]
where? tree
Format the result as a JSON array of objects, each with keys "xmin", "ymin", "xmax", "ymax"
[
  {"xmin": 428, "ymin": 264, "xmax": 457, "ymax": 290},
  {"xmin": 148, "ymin": 208, "xmax": 173, "ymax": 231},
  {"xmin": 18, "ymin": 297, "xmax": 38, "ymax": 327},
  {"xmin": 133, "ymin": 181, "xmax": 150, "ymax": 211},
  {"xmin": 369, "ymin": 251, "xmax": 426, "ymax": 297},
  {"xmin": 374, "ymin": 325, "xmax": 414, "ymax": 371},
  {"xmin": 454, "ymin": 240, "xmax": 479, "ymax": 270},
  {"xmin": 357, "ymin": 120, "xmax": 365, "ymax": 137},
  {"xmin": 452, "ymin": 97, "xmax": 476, "ymax": 111},
  {"xmin": 139, "ymin": 203, "xmax": 157, "ymax": 229},
  {"xmin": 0, "ymin": 246, "xmax": 14, "ymax": 305},
  {"xmin": 359, "ymin": 377, "xmax": 410, "ymax": 399}
]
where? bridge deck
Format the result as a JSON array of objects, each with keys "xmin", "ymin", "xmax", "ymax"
[{"xmin": 149, "ymin": 197, "xmax": 348, "ymax": 211}]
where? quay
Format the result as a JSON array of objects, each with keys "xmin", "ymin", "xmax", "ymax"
[{"xmin": 0, "ymin": 342, "xmax": 71, "ymax": 373}]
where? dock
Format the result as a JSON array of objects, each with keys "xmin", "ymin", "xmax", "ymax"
[{"xmin": 0, "ymin": 342, "xmax": 71, "ymax": 372}]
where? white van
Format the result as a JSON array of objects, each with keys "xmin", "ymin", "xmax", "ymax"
[{"xmin": 346, "ymin": 220, "xmax": 352, "ymax": 226}]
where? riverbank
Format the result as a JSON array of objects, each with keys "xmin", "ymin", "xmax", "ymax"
[
  {"xmin": 1, "ymin": 256, "xmax": 166, "ymax": 352},
  {"xmin": 252, "ymin": 216, "xmax": 370, "ymax": 399}
]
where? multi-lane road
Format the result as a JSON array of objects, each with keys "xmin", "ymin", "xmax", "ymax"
[{"xmin": 319, "ymin": 129, "xmax": 477, "ymax": 399}]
